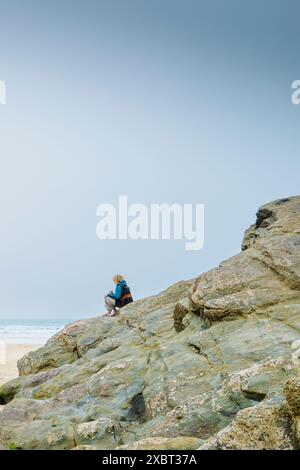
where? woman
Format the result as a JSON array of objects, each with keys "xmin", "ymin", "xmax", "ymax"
[{"xmin": 104, "ymin": 275, "xmax": 133, "ymax": 316}]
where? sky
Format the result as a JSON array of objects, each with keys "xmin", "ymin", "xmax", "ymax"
[{"xmin": 0, "ymin": 0, "xmax": 299, "ymax": 320}]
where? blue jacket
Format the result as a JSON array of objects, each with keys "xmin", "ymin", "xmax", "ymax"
[{"xmin": 108, "ymin": 280, "xmax": 127, "ymax": 300}]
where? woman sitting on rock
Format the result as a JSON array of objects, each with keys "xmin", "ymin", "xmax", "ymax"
[{"xmin": 104, "ymin": 274, "xmax": 133, "ymax": 316}]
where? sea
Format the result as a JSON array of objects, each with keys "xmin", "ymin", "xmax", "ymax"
[{"xmin": 0, "ymin": 319, "xmax": 73, "ymax": 345}]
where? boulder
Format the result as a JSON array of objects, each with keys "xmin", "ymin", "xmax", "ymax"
[
  {"xmin": 191, "ymin": 196, "xmax": 300, "ymax": 321},
  {"xmin": 284, "ymin": 378, "xmax": 300, "ymax": 416},
  {"xmin": 200, "ymin": 398, "xmax": 297, "ymax": 450}
]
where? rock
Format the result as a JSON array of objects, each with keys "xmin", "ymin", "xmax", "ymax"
[
  {"xmin": 0, "ymin": 196, "xmax": 299, "ymax": 450},
  {"xmin": 191, "ymin": 196, "xmax": 300, "ymax": 321},
  {"xmin": 119, "ymin": 436, "xmax": 203, "ymax": 450},
  {"xmin": 200, "ymin": 398, "xmax": 297, "ymax": 450},
  {"xmin": 0, "ymin": 417, "xmax": 74, "ymax": 450},
  {"xmin": 71, "ymin": 445, "xmax": 97, "ymax": 450},
  {"xmin": 284, "ymin": 378, "xmax": 300, "ymax": 415},
  {"xmin": 173, "ymin": 301, "xmax": 190, "ymax": 332},
  {"xmin": 293, "ymin": 416, "xmax": 300, "ymax": 442},
  {"xmin": 0, "ymin": 377, "xmax": 24, "ymax": 405},
  {"xmin": 284, "ymin": 378, "xmax": 300, "ymax": 445},
  {"xmin": 74, "ymin": 418, "xmax": 121, "ymax": 449},
  {"xmin": 291, "ymin": 340, "xmax": 300, "ymax": 351},
  {"xmin": 17, "ymin": 318, "xmax": 110, "ymax": 375},
  {"xmin": 291, "ymin": 349, "xmax": 300, "ymax": 367}
]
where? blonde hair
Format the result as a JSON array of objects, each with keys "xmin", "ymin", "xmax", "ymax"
[{"xmin": 113, "ymin": 274, "xmax": 124, "ymax": 284}]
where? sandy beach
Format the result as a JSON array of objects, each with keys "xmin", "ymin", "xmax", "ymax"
[{"xmin": 0, "ymin": 343, "xmax": 41, "ymax": 386}]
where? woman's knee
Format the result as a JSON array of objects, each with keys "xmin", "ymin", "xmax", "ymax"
[{"xmin": 105, "ymin": 296, "xmax": 115, "ymax": 307}]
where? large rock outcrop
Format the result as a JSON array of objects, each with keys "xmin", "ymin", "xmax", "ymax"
[{"xmin": 0, "ymin": 196, "xmax": 299, "ymax": 450}]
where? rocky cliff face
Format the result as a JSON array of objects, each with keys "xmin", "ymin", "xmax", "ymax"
[{"xmin": 0, "ymin": 196, "xmax": 299, "ymax": 450}]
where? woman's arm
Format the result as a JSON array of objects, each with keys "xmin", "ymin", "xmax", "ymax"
[{"xmin": 109, "ymin": 284, "xmax": 122, "ymax": 300}]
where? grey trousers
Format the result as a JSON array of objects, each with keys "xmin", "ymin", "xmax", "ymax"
[{"xmin": 105, "ymin": 295, "xmax": 116, "ymax": 313}]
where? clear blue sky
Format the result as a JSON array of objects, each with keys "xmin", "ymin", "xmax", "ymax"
[{"xmin": 0, "ymin": 0, "xmax": 299, "ymax": 319}]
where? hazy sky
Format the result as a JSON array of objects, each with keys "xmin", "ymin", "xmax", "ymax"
[{"xmin": 0, "ymin": 0, "xmax": 299, "ymax": 319}]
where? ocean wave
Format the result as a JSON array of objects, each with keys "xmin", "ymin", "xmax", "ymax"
[{"xmin": 0, "ymin": 320, "xmax": 70, "ymax": 344}]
